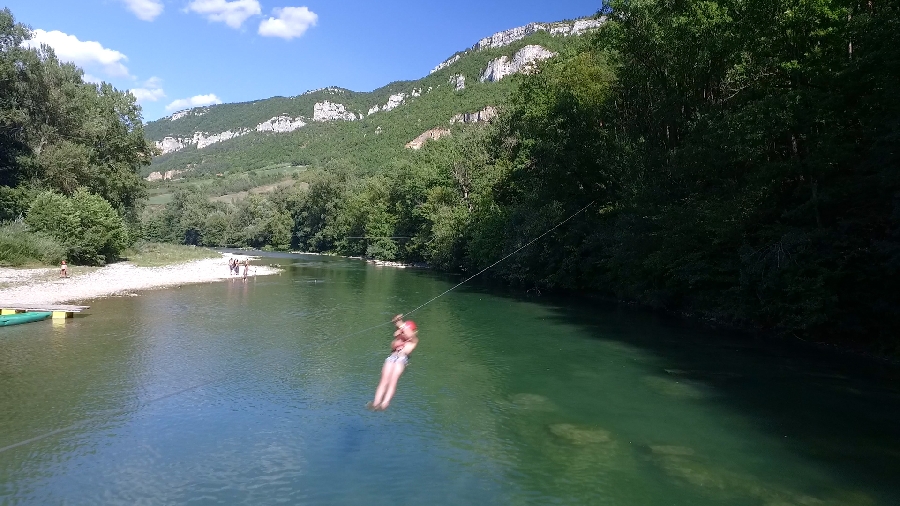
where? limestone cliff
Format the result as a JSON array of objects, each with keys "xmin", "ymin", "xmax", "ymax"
[
  {"xmin": 429, "ymin": 17, "xmax": 604, "ymax": 75},
  {"xmin": 405, "ymin": 128, "xmax": 451, "ymax": 150},
  {"xmin": 155, "ymin": 114, "xmax": 310, "ymax": 154},
  {"xmin": 313, "ymin": 101, "xmax": 358, "ymax": 122},
  {"xmin": 450, "ymin": 106, "xmax": 497, "ymax": 124},
  {"xmin": 479, "ymin": 45, "xmax": 556, "ymax": 82}
]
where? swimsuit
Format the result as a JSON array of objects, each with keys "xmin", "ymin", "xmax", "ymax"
[{"xmin": 385, "ymin": 352, "xmax": 409, "ymax": 366}]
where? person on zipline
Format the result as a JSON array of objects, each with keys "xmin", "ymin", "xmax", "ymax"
[{"xmin": 369, "ymin": 314, "xmax": 418, "ymax": 410}]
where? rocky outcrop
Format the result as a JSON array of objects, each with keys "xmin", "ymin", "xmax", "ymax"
[
  {"xmin": 146, "ymin": 169, "xmax": 184, "ymax": 181},
  {"xmin": 429, "ymin": 18, "xmax": 604, "ymax": 75},
  {"xmin": 368, "ymin": 89, "xmax": 423, "ymax": 116},
  {"xmin": 550, "ymin": 18, "xmax": 604, "ymax": 36},
  {"xmin": 256, "ymin": 115, "xmax": 306, "ymax": 132},
  {"xmin": 431, "ymin": 54, "xmax": 461, "ymax": 74},
  {"xmin": 405, "ymin": 128, "xmax": 451, "ymax": 150},
  {"xmin": 450, "ymin": 74, "xmax": 466, "ymax": 91},
  {"xmin": 474, "ymin": 22, "xmax": 547, "ymax": 50},
  {"xmin": 156, "ymin": 137, "xmax": 185, "ymax": 154},
  {"xmin": 450, "ymin": 106, "xmax": 497, "ymax": 124},
  {"xmin": 474, "ymin": 18, "xmax": 604, "ymax": 50},
  {"xmin": 194, "ymin": 130, "xmax": 244, "ymax": 149},
  {"xmin": 383, "ymin": 93, "xmax": 406, "ymax": 112},
  {"xmin": 169, "ymin": 108, "xmax": 209, "ymax": 121},
  {"xmin": 154, "ymin": 114, "xmax": 311, "ymax": 154},
  {"xmin": 480, "ymin": 45, "xmax": 556, "ymax": 82},
  {"xmin": 313, "ymin": 101, "xmax": 358, "ymax": 121}
]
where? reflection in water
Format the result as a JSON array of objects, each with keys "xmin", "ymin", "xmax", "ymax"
[{"xmin": 0, "ymin": 252, "xmax": 899, "ymax": 505}]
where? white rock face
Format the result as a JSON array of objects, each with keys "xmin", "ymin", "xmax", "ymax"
[
  {"xmin": 369, "ymin": 89, "xmax": 422, "ymax": 116},
  {"xmin": 194, "ymin": 129, "xmax": 246, "ymax": 149},
  {"xmin": 383, "ymin": 93, "xmax": 406, "ymax": 112},
  {"xmin": 405, "ymin": 128, "xmax": 451, "ymax": 150},
  {"xmin": 169, "ymin": 108, "xmax": 208, "ymax": 121},
  {"xmin": 474, "ymin": 22, "xmax": 548, "ymax": 50},
  {"xmin": 431, "ymin": 54, "xmax": 461, "ymax": 74},
  {"xmin": 256, "ymin": 115, "xmax": 306, "ymax": 132},
  {"xmin": 480, "ymin": 45, "xmax": 556, "ymax": 82},
  {"xmin": 450, "ymin": 106, "xmax": 497, "ymax": 124},
  {"xmin": 450, "ymin": 74, "xmax": 466, "ymax": 91},
  {"xmin": 429, "ymin": 18, "xmax": 604, "ymax": 75},
  {"xmin": 145, "ymin": 169, "xmax": 184, "ymax": 181},
  {"xmin": 155, "ymin": 137, "xmax": 185, "ymax": 155},
  {"xmin": 170, "ymin": 110, "xmax": 191, "ymax": 121},
  {"xmin": 550, "ymin": 18, "xmax": 604, "ymax": 36},
  {"xmin": 153, "ymin": 114, "xmax": 309, "ymax": 155},
  {"xmin": 313, "ymin": 101, "xmax": 358, "ymax": 122}
]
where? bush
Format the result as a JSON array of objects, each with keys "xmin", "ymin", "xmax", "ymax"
[
  {"xmin": 0, "ymin": 186, "xmax": 34, "ymax": 222},
  {"xmin": 26, "ymin": 189, "xmax": 128, "ymax": 265},
  {"xmin": 0, "ymin": 221, "xmax": 65, "ymax": 266}
]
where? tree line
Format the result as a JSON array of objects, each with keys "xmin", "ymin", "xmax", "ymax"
[
  {"xmin": 0, "ymin": 8, "xmax": 153, "ymax": 265},
  {"xmin": 151, "ymin": 0, "xmax": 900, "ymax": 351}
]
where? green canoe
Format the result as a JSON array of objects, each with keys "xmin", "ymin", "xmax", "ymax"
[{"xmin": 0, "ymin": 311, "xmax": 52, "ymax": 327}]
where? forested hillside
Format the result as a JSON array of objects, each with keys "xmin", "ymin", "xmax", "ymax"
[
  {"xmin": 0, "ymin": 8, "xmax": 154, "ymax": 265},
  {"xmin": 142, "ymin": 29, "xmax": 581, "ymax": 178},
  {"xmin": 147, "ymin": 0, "xmax": 900, "ymax": 352}
]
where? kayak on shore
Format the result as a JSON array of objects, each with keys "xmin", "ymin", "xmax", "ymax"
[{"xmin": 0, "ymin": 311, "xmax": 52, "ymax": 327}]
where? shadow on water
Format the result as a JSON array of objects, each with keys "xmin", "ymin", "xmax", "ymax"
[{"xmin": 445, "ymin": 274, "xmax": 900, "ymax": 501}]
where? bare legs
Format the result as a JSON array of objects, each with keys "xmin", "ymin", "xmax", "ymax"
[{"xmin": 371, "ymin": 361, "xmax": 405, "ymax": 410}]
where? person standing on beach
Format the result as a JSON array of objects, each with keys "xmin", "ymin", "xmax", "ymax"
[
  {"xmin": 242, "ymin": 259, "xmax": 249, "ymax": 281},
  {"xmin": 369, "ymin": 314, "xmax": 419, "ymax": 410},
  {"xmin": 60, "ymin": 260, "xmax": 68, "ymax": 278}
]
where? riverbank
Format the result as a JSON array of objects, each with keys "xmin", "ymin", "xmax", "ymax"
[{"xmin": 0, "ymin": 253, "xmax": 279, "ymax": 305}]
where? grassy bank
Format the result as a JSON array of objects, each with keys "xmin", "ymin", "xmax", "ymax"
[
  {"xmin": 122, "ymin": 242, "xmax": 221, "ymax": 267},
  {"xmin": 0, "ymin": 222, "xmax": 65, "ymax": 267}
]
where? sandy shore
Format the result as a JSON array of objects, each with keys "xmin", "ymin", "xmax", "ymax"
[{"xmin": 0, "ymin": 254, "xmax": 279, "ymax": 306}]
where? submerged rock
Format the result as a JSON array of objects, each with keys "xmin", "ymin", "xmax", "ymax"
[{"xmin": 549, "ymin": 424, "xmax": 612, "ymax": 445}]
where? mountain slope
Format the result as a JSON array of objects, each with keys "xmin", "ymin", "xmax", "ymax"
[{"xmin": 142, "ymin": 18, "xmax": 603, "ymax": 179}]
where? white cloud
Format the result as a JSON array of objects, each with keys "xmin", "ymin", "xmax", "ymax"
[
  {"xmin": 120, "ymin": 0, "xmax": 164, "ymax": 21},
  {"xmin": 187, "ymin": 0, "xmax": 261, "ymax": 29},
  {"xmin": 130, "ymin": 77, "xmax": 166, "ymax": 103},
  {"xmin": 24, "ymin": 29, "xmax": 131, "ymax": 78},
  {"xmin": 165, "ymin": 94, "xmax": 222, "ymax": 111},
  {"xmin": 82, "ymin": 73, "xmax": 103, "ymax": 84},
  {"xmin": 258, "ymin": 6, "xmax": 317, "ymax": 40}
]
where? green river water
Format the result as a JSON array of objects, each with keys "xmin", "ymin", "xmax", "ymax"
[{"xmin": 1, "ymin": 252, "xmax": 899, "ymax": 505}]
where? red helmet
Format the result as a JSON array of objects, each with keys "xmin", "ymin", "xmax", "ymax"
[{"xmin": 403, "ymin": 320, "xmax": 417, "ymax": 332}]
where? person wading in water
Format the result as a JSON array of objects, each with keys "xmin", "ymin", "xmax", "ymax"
[{"xmin": 369, "ymin": 314, "xmax": 419, "ymax": 410}]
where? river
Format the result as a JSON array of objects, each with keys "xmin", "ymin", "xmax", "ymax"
[{"xmin": 1, "ymin": 252, "xmax": 899, "ymax": 505}]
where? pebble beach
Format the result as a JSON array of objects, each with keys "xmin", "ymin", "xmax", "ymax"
[{"xmin": 0, "ymin": 254, "xmax": 279, "ymax": 306}]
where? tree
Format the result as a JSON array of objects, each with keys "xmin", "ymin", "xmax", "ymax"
[{"xmin": 26, "ymin": 189, "xmax": 127, "ymax": 264}]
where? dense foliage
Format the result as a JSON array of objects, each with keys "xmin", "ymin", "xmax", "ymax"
[
  {"xmin": 148, "ymin": 1, "xmax": 900, "ymax": 352},
  {"xmin": 27, "ymin": 189, "xmax": 129, "ymax": 265},
  {"xmin": 0, "ymin": 8, "xmax": 153, "ymax": 265}
]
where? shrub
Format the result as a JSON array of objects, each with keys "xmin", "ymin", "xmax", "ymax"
[
  {"xmin": 0, "ymin": 221, "xmax": 65, "ymax": 266},
  {"xmin": 26, "ymin": 189, "xmax": 128, "ymax": 265}
]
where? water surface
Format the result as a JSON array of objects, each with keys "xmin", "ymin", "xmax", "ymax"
[{"xmin": 1, "ymin": 252, "xmax": 899, "ymax": 505}]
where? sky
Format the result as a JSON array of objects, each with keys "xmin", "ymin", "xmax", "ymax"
[{"xmin": 5, "ymin": 0, "xmax": 602, "ymax": 121}]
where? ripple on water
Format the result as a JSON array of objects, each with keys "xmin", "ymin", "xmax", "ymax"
[
  {"xmin": 643, "ymin": 375, "xmax": 711, "ymax": 400},
  {"xmin": 505, "ymin": 393, "xmax": 558, "ymax": 412},
  {"xmin": 548, "ymin": 423, "xmax": 612, "ymax": 445}
]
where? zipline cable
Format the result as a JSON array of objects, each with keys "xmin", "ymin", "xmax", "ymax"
[
  {"xmin": 401, "ymin": 200, "xmax": 596, "ymax": 319},
  {"xmin": 0, "ymin": 200, "xmax": 595, "ymax": 454}
]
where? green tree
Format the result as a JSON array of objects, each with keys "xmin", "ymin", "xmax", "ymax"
[{"xmin": 26, "ymin": 189, "xmax": 127, "ymax": 264}]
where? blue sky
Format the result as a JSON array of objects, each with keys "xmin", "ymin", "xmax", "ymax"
[{"xmin": 5, "ymin": 0, "xmax": 602, "ymax": 121}]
